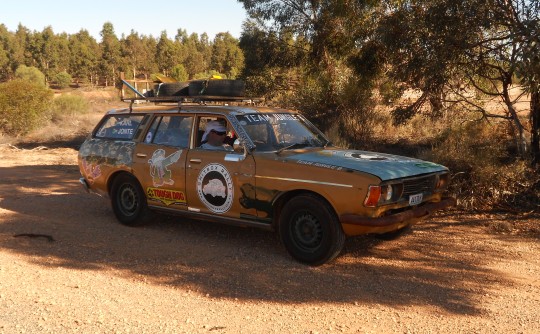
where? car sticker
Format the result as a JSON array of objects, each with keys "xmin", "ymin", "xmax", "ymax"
[
  {"xmin": 296, "ymin": 159, "xmax": 344, "ymax": 171},
  {"xmin": 146, "ymin": 187, "xmax": 186, "ymax": 206},
  {"xmin": 145, "ymin": 131, "xmax": 153, "ymax": 143},
  {"xmin": 148, "ymin": 149, "xmax": 182, "ymax": 187},
  {"xmin": 81, "ymin": 159, "xmax": 102, "ymax": 184},
  {"xmin": 197, "ymin": 163, "xmax": 234, "ymax": 214}
]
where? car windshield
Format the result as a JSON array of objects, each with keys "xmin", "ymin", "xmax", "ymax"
[{"xmin": 235, "ymin": 113, "xmax": 329, "ymax": 152}]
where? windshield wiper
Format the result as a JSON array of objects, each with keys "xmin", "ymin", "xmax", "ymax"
[{"xmin": 276, "ymin": 142, "xmax": 309, "ymax": 155}]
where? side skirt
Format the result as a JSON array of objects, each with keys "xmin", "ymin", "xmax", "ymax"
[{"xmin": 148, "ymin": 205, "xmax": 275, "ymax": 231}]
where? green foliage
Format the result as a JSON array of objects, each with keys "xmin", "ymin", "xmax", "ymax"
[
  {"xmin": 0, "ymin": 79, "xmax": 53, "ymax": 135},
  {"xmin": 171, "ymin": 64, "xmax": 188, "ymax": 82},
  {"xmin": 211, "ymin": 32, "xmax": 244, "ymax": 79},
  {"xmin": 51, "ymin": 94, "xmax": 89, "ymax": 121},
  {"xmin": 54, "ymin": 71, "xmax": 72, "ymax": 89},
  {"xmin": 14, "ymin": 65, "xmax": 46, "ymax": 86}
]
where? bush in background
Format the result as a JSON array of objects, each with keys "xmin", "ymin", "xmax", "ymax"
[
  {"xmin": 14, "ymin": 65, "xmax": 46, "ymax": 86},
  {"xmin": 51, "ymin": 94, "xmax": 90, "ymax": 122},
  {"xmin": 54, "ymin": 71, "xmax": 72, "ymax": 89},
  {"xmin": 0, "ymin": 79, "xmax": 53, "ymax": 136}
]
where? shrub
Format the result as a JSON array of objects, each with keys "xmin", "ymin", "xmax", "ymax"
[
  {"xmin": 51, "ymin": 94, "xmax": 90, "ymax": 122},
  {"xmin": 421, "ymin": 119, "xmax": 540, "ymax": 211},
  {"xmin": 54, "ymin": 72, "xmax": 72, "ymax": 89},
  {"xmin": 0, "ymin": 79, "xmax": 53, "ymax": 136},
  {"xmin": 15, "ymin": 65, "xmax": 46, "ymax": 86}
]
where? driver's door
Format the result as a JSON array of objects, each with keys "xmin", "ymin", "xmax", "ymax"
[{"xmin": 184, "ymin": 115, "xmax": 257, "ymax": 219}]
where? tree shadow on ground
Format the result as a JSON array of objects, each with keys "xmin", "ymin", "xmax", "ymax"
[
  {"xmin": 1, "ymin": 164, "xmax": 533, "ymax": 316},
  {"xmin": 13, "ymin": 134, "xmax": 87, "ymax": 150}
]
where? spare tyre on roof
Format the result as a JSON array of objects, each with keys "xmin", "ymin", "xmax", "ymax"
[
  {"xmin": 155, "ymin": 82, "xmax": 189, "ymax": 97},
  {"xmin": 189, "ymin": 79, "xmax": 245, "ymax": 97}
]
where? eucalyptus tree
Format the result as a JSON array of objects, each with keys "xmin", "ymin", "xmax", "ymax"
[
  {"xmin": 155, "ymin": 31, "xmax": 178, "ymax": 76},
  {"xmin": 0, "ymin": 24, "xmax": 13, "ymax": 80},
  {"xmin": 211, "ymin": 32, "xmax": 244, "ymax": 78},
  {"xmin": 99, "ymin": 22, "xmax": 121, "ymax": 86},
  {"xmin": 357, "ymin": 0, "xmax": 540, "ymax": 163},
  {"xmin": 68, "ymin": 29, "xmax": 99, "ymax": 85},
  {"xmin": 121, "ymin": 31, "xmax": 157, "ymax": 80}
]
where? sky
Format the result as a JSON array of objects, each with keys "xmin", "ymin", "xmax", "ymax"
[{"xmin": 0, "ymin": 0, "xmax": 248, "ymax": 41}]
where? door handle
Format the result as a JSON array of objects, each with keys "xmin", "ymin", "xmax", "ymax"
[
  {"xmin": 136, "ymin": 153, "xmax": 147, "ymax": 158},
  {"xmin": 189, "ymin": 158, "xmax": 202, "ymax": 164}
]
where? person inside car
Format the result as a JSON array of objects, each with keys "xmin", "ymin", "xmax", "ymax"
[{"xmin": 200, "ymin": 120, "xmax": 233, "ymax": 151}]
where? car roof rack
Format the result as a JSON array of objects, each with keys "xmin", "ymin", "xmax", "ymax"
[{"xmin": 120, "ymin": 79, "xmax": 263, "ymax": 111}]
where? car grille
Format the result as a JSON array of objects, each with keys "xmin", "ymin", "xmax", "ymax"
[{"xmin": 402, "ymin": 175, "xmax": 436, "ymax": 197}]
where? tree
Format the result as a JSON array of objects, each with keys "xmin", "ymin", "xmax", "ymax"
[
  {"xmin": 121, "ymin": 30, "xmax": 155, "ymax": 79},
  {"xmin": 183, "ymin": 33, "xmax": 210, "ymax": 78},
  {"xmin": 99, "ymin": 22, "xmax": 121, "ymax": 86},
  {"xmin": 352, "ymin": 0, "xmax": 540, "ymax": 163},
  {"xmin": 155, "ymin": 31, "xmax": 178, "ymax": 76},
  {"xmin": 211, "ymin": 32, "xmax": 244, "ymax": 78},
  {"xmin": 0, "ymin": 24, "xmax": 15, "ymax": 80},
  {"xmin": 69, "ymin": 30, "xmax": 99, "ymax": 85},
  {"xmin": 238, "ymin": 0, "xmax": 380, "ymax": 136}
]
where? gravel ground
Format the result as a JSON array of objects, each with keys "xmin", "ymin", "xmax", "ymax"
[{"xmin": 0, "ymin": 145, "xmax": 539, "ymax": 333}]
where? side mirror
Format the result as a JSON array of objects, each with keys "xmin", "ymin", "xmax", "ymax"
[
  {"xmin": 225, "ymin": 139, "xmax": 247, "ymax": 162},
  {"xmin": 233, "ymin": 138, "xmax": 244, "ymax": 153}
]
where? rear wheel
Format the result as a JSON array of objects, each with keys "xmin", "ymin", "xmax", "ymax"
[
  {"xmin": 110, "ymin": 174, "xmax": 149, "ymax": 226},
  {"xmin": 279, "ymin": 194, "xmax": 345, "ymax": 265}
]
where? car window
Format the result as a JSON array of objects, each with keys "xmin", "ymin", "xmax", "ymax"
[
  {"xmin": 236, "ymin": 113, "xmax": 327, "ymax": 151},
  {"xmin": 146, "ymin": 115, "xmax": 193, "ymax": 148},
  {"xmin": 95, "ymin": 115, "xmax": 144, "ymax": 140},
  {"xmin": 196, "ymin": 116, "xmax": 235, "ymax": 148}
]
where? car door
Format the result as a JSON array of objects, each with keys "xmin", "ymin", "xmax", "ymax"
[
  {"xmin": 185, "ymin": 115, "xmax": 258, "ymax": 220},
  {"xmin": 132, "ymin": 114, "xmax": 193, "ymax": 210}
]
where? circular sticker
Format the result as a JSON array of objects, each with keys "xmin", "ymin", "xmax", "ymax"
[{"xmin": 197, "ymin": 163, "xmax": 234, "ymax": 213}]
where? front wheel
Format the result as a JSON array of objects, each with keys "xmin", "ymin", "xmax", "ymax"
[
  {"xmin": 110, "ymin": 174, "xmax": 149, "ymax": 226},
  {"xmin": 279, "ymin": 194, "xmax": 345, "ymax": 266}
]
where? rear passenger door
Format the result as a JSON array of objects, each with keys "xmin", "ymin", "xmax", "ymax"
[{"xmin": 132, "ymin": 115, "xmax": 193, "ymax": 210}]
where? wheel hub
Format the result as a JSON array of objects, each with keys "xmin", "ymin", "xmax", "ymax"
[{"xmin": 292, "ymin": 213, "xmax": 323, "ymax": 250}]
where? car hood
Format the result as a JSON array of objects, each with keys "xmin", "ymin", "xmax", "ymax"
[{"xmin": 284, "ymin": 148, "xmax": 448, "ymax": 181}]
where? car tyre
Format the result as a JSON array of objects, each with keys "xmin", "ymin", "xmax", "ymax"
[
  {"xmin": 279, "ymin": 194, "xmax": 345, "ymax": 266},
  {"xmin": 188, "ymin": 79, "xmax": 245, "ymax": 97},
  {"xmin": 155, "ymin": 82, "xmax": 189, "ymax": 97},
  {"xmin": 110, "ymin": 173, "xmax": 150, "ymax": 226}
]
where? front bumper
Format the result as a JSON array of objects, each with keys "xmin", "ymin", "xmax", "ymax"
[{"xmin": 340, "ymin": 197, "xmax": 456, "ymax": 227}]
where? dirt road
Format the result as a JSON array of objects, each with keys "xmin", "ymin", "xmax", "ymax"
[{"xmin": 0, "ymin": 145, "xmax": 539, "ymax": 333}]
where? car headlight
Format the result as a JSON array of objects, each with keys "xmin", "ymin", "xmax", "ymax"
[
  {"xmin": 382, "ymin": 184, "xmax": 393, "ymax": 201},
  {"xmin": 364, "ymin": 183, "xmax": 403, "ymax": 207}
]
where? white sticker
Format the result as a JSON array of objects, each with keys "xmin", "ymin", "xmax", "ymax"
[{"xmin": 197, "ymin": 163, "xmax": 234, "ymax": 213}]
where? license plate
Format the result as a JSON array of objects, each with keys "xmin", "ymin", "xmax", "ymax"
[{"xmin": 409, "ymin": 193, "xmax": 423, "ymax": 206}]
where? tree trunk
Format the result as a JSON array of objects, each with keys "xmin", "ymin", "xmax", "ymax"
[
  {"xmin": 531, "ymin": 85, "xmax": 540, "ymax": 168},
  {"xmin": 502, "ymin": 80, "xmax": 527, "ymax": 156}
]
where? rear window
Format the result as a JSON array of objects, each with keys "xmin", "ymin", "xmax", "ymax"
[{"xmin": 95, "ymin": 115, "xmax": 144, "ymax": 140}]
